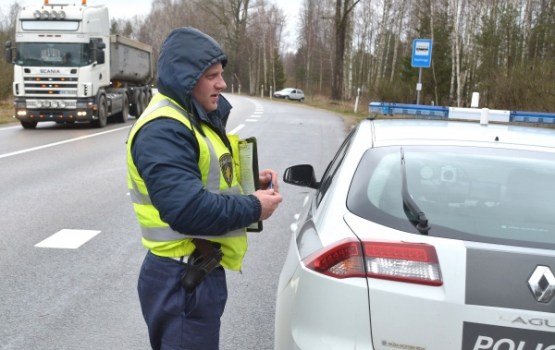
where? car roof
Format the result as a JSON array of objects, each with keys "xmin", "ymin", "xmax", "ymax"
[{"xmin": 358, "ymin": 118, "xmax": 555, "ymax": 151}]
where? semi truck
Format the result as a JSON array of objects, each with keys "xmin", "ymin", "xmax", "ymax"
[{"xmin": 4, "ymin": 0, "xmax": 154, "ymax": 129}]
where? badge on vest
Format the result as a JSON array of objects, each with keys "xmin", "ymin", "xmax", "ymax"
[{"xmin": 219, "ymin": 153, "xmax": 234, "ymax": 187}]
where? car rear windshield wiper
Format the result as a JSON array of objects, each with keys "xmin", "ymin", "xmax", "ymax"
[{"xmin": 400, "ymin": 148, "xmax": 431, "ymax": 235}]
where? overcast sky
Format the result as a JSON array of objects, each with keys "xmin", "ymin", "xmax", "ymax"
[
  {"xmin": 11, "ymin": 0, "xmax": 301, "ymax": 45},
  {"xmin": 11, "ymin": 0, "xmax": 302, "ymax": 28}
]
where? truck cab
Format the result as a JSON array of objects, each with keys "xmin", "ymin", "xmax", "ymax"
[{"xmin": 5, "ymin": 1, "xmax": 153, "ymax": 129}]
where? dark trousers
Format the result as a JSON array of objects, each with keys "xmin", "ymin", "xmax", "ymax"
[{"xmin": 137, "ymin": 251, "xmax": 228, "ymax": 350}]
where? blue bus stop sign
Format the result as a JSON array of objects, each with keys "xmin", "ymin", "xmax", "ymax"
[{"xmin": 412, "ymin": 39, "xmax": 433, "ymax": 68}]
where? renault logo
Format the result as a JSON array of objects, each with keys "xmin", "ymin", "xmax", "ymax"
[{"xmin": 528, "ymin": 266, "xmax": 555, "ymax": 303}]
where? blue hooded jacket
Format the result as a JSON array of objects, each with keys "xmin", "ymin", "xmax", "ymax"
[{"xmin": 131, "ymin": 27, "xmax": 261, "ymax": 236}]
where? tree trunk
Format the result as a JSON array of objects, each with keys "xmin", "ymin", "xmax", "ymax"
[{"xmin": 331, "ymin": 0, "xmax": 360, "ymax": 100}]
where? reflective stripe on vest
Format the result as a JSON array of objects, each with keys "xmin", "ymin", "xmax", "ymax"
[{"xmin": 127, "ymin": 96, "xmax": 245, "ymax": 242}]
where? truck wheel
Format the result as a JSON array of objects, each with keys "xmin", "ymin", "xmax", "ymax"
[
  {"xmin": 140, "ymin": 89, "xmax": 148, "ymax": 114},
  {"xmin": 114, "ymin": 93, "xmax": 129, "ymax": 123},
  {"xmin": 130, "ymin": 90, "xmax": 141, "ymax": 117},
  {"xmin": 92, "ymin": 95, "xmax": 108, "ymax": 128},
  {"xmin": 137, "ymin": 90, "xmax": 146, "ymax": 116},
  {"xmin": 21, "ymin": 121, "xmax": 37, "ymax": 129}
]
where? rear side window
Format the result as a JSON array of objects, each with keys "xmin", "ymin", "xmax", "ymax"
[{"xmin": 347, "ymin": 146, "xmax": 555, "ymax": 250}]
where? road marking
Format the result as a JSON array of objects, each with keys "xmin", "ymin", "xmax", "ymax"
[
  {"xmin": 35, "ymin": 229, "xmax": 101, "ymax": 249},
  {"xmin": 0, "ymin": 125, "xmax": 21, "ymax": 132},
  {"xmin": 0, "ymin": 125, "xmax": 130, "ymax": 159},
  {"xmin": 229, "ymin": 124, "xmax": 244, "ymax": 134},
  {"xmin": 246, "ymin": 119, "xmax": 259, "ymax": 122}
]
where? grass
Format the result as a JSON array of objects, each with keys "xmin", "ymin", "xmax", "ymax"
[
  {"xmin": 0, "ymin": 98, "xmax": 15, "ymax": 125},
  {"xmin": 302, "ymin": 94, "xmax": 369, "ymax": 130}
]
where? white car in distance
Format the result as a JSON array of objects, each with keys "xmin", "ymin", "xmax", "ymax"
[{"xmin": 273, "ymin": 88, "xmax": 305, "ymax": 102}]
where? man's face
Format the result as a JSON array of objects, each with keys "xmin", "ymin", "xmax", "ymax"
[{"xmin": 192, "ymin": 63, "xmax": 227, "ymax": 113}]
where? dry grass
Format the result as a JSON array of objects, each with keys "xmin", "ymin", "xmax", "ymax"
[
  {"xmin": 0, "ymin": 98, "xmax": 15, "ymax": 125},
  {"xmin": 304, "ymin": 94, "xmax": 369, "ymax": 130}
]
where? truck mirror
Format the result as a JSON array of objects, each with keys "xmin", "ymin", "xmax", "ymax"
[
  {"xmin": 5, "ymin": 40, "xmax": 13, "ymax": 63},
  {"xmin": 97, "ymin": 51, "xmax": 105, "ymax": 64},
  {"xmin": 90, "ymin": 38, "xmax": 106, "ymax": 64}
]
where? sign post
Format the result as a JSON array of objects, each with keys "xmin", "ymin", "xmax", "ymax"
[{"xmin": 411, "ymin": 39, "xmax": 433, "ymax": 104}]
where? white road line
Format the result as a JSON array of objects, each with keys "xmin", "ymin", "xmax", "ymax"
[
  {"xmin": 0, "ymin": 125, "xmax": 130, "ymax": 159},
  {"xmin": 246, "ymin": 119, "xmax": 259, "ymax": 122},
  {"xmin": 229, "ymin": 124, "xmax": 244, "ymax": 134},
  {"xmin": 35, "ymin": 229, "xmax": 101, "ymax": 249},
  {"xmin": 0, "ymin": 124, "xmax": 21, "ymax": 132}
]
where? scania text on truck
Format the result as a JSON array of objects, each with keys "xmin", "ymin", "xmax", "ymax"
[{"xmin": 4, "ymin": 0, "xmax": 154, "ymax": 129}]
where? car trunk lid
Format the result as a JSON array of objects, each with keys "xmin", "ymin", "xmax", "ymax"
[{"xmin": 344, "ymin": 212, "xmax": 555, "ymax": 350}]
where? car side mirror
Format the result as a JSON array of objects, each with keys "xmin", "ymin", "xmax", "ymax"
[{"xmin": 283, "ymin": 164, "xmax": 319, "ymax": 189}]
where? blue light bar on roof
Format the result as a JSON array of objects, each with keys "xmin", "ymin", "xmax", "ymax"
[
  {"xmin": 369, "ymin": 102, "xmax": 448, "ymax": 118},
  {"xmin": 369, "ymin": 102, "xmax": 555, "ymax": 126},
  {"xmin": 511, "ymin": 111, "xmax": 555, "ymax": 124}
]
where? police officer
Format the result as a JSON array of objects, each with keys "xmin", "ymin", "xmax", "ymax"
[{"xmin": 126, "ymin": 27, "xmax": 282, "ymax": 350}]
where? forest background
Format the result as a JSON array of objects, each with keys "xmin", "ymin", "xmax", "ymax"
[{"xmin": 0, "ymin": 0, "xmax": 554, "ymax": 119}]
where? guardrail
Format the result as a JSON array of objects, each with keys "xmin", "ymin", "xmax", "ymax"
[{"xmin": 369, "ymin": 102, "xmax": 555, "ymax": 125}]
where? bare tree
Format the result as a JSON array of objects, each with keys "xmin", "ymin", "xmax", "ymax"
[{"xmin": 331, "ymin": 0, "xmax": 360, "ymax": 100}]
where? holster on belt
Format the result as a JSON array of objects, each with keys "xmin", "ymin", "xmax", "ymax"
[{"xmin": 181, "ymin": 239, "xmax": 223, "ymax": 293}]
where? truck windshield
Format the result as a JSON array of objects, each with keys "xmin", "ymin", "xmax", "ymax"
[{"xmin": 16, "ymin": 42, "xmax": 92, "ymax": 67}]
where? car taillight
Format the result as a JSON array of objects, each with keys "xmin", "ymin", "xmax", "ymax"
[
  {"xmin": 305, "ymin": 239, "xmax": 366, "ymax": 278},
  {"xmin": 364, "ymin": 241, "xmax": 443, "ymax": 286},
  {"xmin": 304, "ymin": 238, "xmax": 443, "ymax": 286}
]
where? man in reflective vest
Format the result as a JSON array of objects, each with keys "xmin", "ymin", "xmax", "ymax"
[{"xmin": 126, "ymin": 27, "xmax": 282, "ymax": 350}]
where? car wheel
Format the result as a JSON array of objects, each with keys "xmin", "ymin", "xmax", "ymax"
[{"xmin": 285, "ymin": 96, "xmax": 290, "ymax": 100}]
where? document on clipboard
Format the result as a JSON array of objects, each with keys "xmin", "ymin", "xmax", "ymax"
[{"xmin": 238, "ymin": 137, "xmax": 263, "ymax": 232}]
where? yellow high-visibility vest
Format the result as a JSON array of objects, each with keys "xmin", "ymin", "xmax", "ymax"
[{"xmin": 126, "ymin": 93, "xmax": 247, "ymax": 270}]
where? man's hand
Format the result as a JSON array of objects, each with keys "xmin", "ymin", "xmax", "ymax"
[
  {"xmin": 259, "ymin": 168, "xmax": 279, "ymax": 192},
  {"xmin": 254, "ymin": 168, "xmax": 282, "ymax": 220},
  {"xmin": 253, "ymin": 189, "xmax": 282, "ymax": 220}
]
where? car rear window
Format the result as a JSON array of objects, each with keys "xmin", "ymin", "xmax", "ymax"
[{"xmin": 347, "ymin": 146, "xmax": 555, "ymax": 250}]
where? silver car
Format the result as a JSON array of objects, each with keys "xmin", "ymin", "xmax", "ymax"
[
  {"xmin": 273, "ymin": 88, "xmax": 305, "ymax": 102},
  {"xmin": 275, "ymin": 116, "xmax": 555, "ymax": 349}
]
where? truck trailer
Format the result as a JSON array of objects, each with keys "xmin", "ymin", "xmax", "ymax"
[{"xmin": 4, "ymin": 0, "xmax": 154, "ymax": 129}]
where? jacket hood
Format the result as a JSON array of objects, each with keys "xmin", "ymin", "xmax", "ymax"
[{"xmin": 157, "ymin": 27, "xmax": 228, "ymax": 111}]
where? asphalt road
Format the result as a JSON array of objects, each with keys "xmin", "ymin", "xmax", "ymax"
[{"xmin": 0, "ymin": 94, "xmax": 347, "ymax": 350}]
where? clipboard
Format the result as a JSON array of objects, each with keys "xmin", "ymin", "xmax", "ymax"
[{"xmin": 238, "ymin": 137, "xmax": 263, "ymax": 232}]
